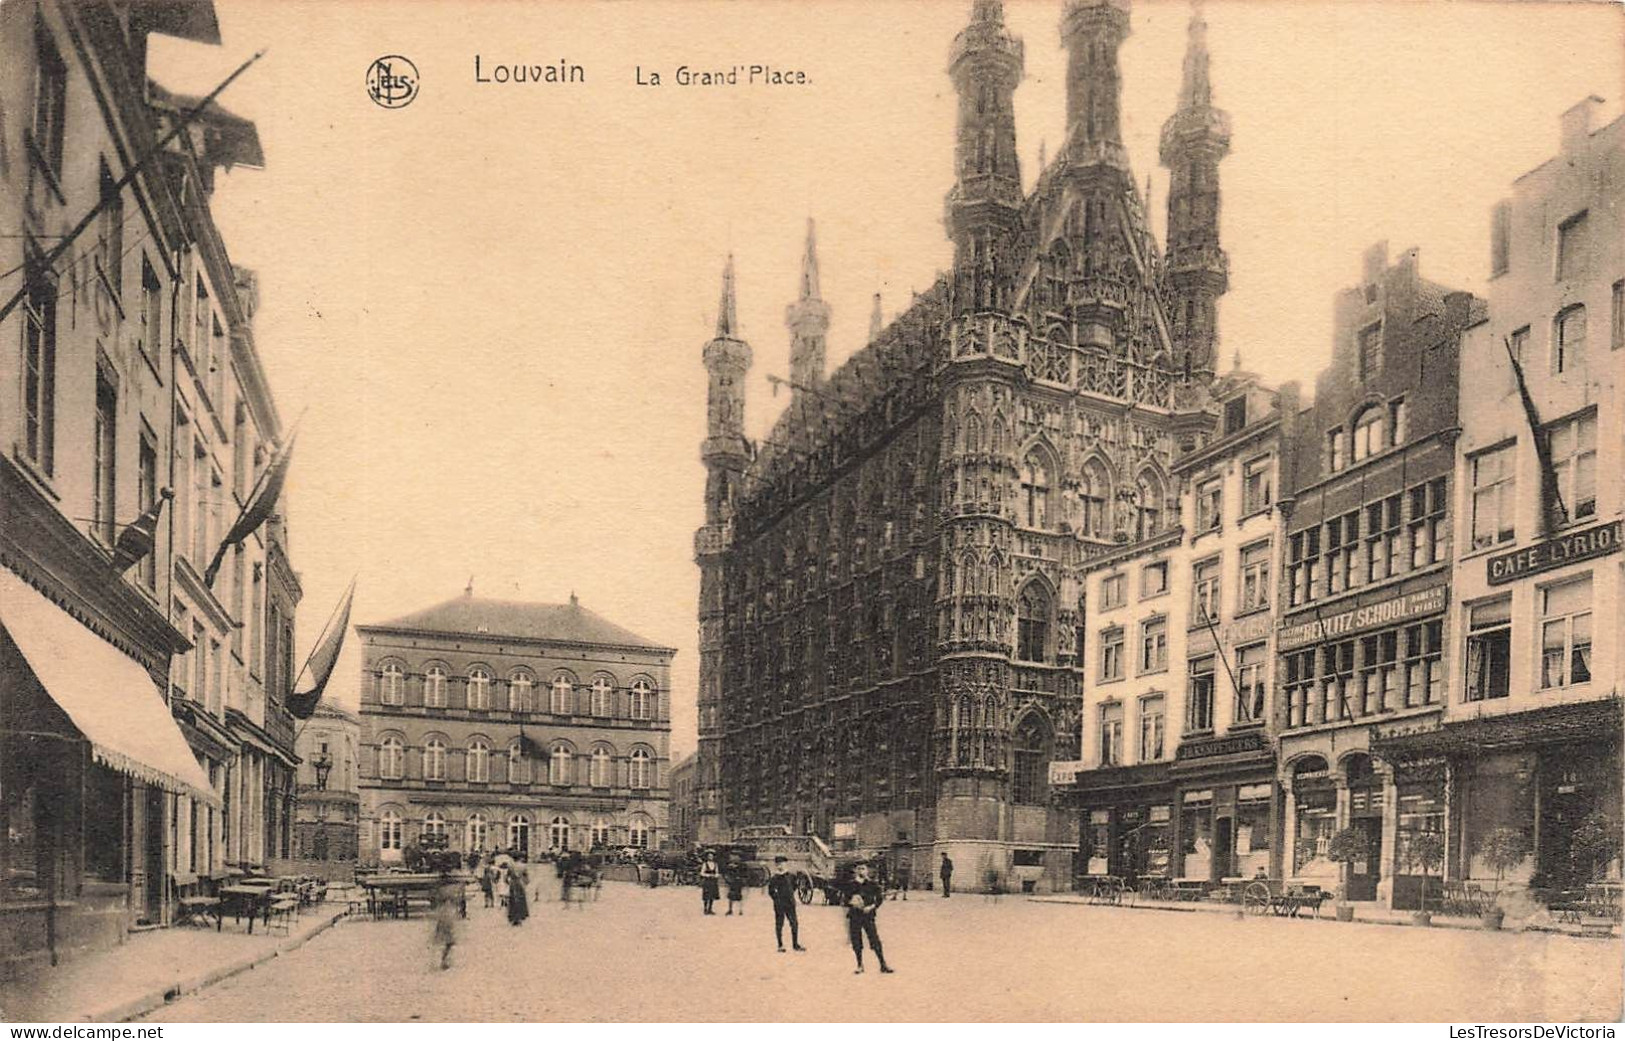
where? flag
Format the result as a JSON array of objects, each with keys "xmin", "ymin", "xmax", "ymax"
[
  {"xmin": 111, "ymin": 489, "xmax": 172, "ymax": 572},
  {"xmin": 1502, "ymin": 335, "xmax": 1564, "ymax": 536},
  {"xmin": 517, "ymin": 726, "xmax": 548, "ymax": 762},
  {"xmin": 285, "ymin": 579, "xmax": 354, "ymax": 720},
  {"xmin": 204, "ymin": 434, "xmax": 295, "ymax": 587}
]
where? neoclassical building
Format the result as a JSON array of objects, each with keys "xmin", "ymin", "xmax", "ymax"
[
  {"xmin": 357, "ymin": 592, "xmax": 673, "ymax": 863},
  {"xmin": 694, "ymin": 0, "xmax": 1230, "ymax": 890}
]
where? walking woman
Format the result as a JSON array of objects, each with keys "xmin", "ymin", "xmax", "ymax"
[
  {"xmin": 724, "ymin": 857, "xmax": 746, "ymax": 916},
  {"xmin": 505, "ymin": 862, "xmax": 530, "ymax": 926},
  {"xmin": 698, "ymin": 852, "xmax": 721, "ymax": 915}
]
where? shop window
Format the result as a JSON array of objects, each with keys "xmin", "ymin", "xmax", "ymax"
[
  {"xmin": 1471, "ymin": 444, "xmax": 1517, "ymax": 549},
  {"xmin": 1234, "ymin": 643, "xmax": 1267, "ymax": 724},
  {"xmin": 1181, "ymin": 791, "xmax": 1214, "ymax": 879},
  {"xmin": 1239, "ymin": 541, "xmax": 1271, "ymax": 614},
  {"xmin": 1234, "ymin": 786, "xmax": 1272, "ymax": 877},
  {"xmin": 1395, "ymin": 776, "xmax": 1446, "ymax": 905},
  {"xmin": 1191, "ymin": 558, "xmax": 1220, "ymax": 626},
  {"xmin": 1140, "ymin": 616, "xmax": 1168, "ymax": 674},
  {"xmin": 1324, "ymin": 511, "xmax": 1360, "ymax": 596},
  {"xmin": 1409, "ymin": 477, "xmax": 1450, "ymax": 570},
  {"xmin": 1284, "ymin": 649, "xmax": 1317, "ymax": 729},
  {"xmin": 1403, "ymin": 620, "xmax": 1445, "ymax": 706},
  {"xmin": 1287, "ymin": 528, "xmax": 1319, "ymax": 607},
  {"xmin": 1186, "ymin": 656, "xmax": 1215, "ymax": 733},
  {"xmin": 1539, "ymin": 576, "xmax": 1592, "ymax": 689},
  {"xmin": 1143, "ymin": 805, "xmax": 1172, "ymax": 877},
  {"xmin": 1098, "ymin": 703, "xmax": 1124, "ymax": 767},
  {"xmin": 1085, "ymin": 810, "xmax": 1111, "ymax": 876},
  {"xmin": 1465, "ymin": 598, "xmax": 1512, "ymax": 702},
  {"xmin": 1358, "ymin": 630, "xmax": 1399, "ymax": 716},
  {"xmin": 1547, "ymin": 411, "xmax": 1597, "ymax": 525},
  {"xmin": 1138, "ymin": 695, "xmax": 1165, "ymax": 761},
  {"xmin": 1464, "ymin": 755, "xmax": 1536, "ymax": 885},
  {"xmin": 1365, "ymin": 495, "xmax": 1403, "ymax": 584},
  {"xmin": 1293, "ymin": 784, "xmax": 1337, "ymax": 876}
]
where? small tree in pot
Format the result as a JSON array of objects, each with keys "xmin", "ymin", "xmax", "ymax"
[
  {"xmin": 1325, "ymin": 827, "xmax": 1365, "ymax": 922},
  {"xmin": 1478, "ymin": 826, "xmax": 1531, "ymax": 930},
  {"xmin": 1408, "ymin": 830, "xmax": 1446, "ymax": 926}
]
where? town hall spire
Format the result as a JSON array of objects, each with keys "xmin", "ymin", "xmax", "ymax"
[{"xmin": 785, "ymin": 218, "xmax": 830, "ymax": 398}]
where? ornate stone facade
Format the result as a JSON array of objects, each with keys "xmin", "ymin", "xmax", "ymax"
[{"xmin": 695, "ymin": 0, "xmax": 1227, "ymax": 890}]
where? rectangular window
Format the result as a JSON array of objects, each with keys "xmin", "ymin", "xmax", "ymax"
[
  {"xmin": 1323, "ymin": 511, "xmax": 1360, "ymax": 597},
  {"xmin": 1138, "ymin": 695, "xmax": 1165, "ymax": 762},
  {"xmin": 1100, "ymin": 573, "xmax": 1126, "ymax": 610},
  {"xmin": 21, "ymin": 247, "xmax": 57, "ymax": 475},
  {"xmin": 1402, "ymin": 620, "xmax": 1444, "ymax": 707},
  {"xmin": 1285, "ymin": 649, "xmax": 1317, "ymax": 729},
  {"xmin": 1613, "ymin": 280, "xmax": 1624, "ymax": 351},
  {"xmin": 192, "ymin": 621, "xmax": 207, "ymax": 706},
  {"xmin": 192, "ymin": 440, "xmax": 209, "ymax": 565},
  {"xmin": 1186, "ymin": 655, "xmax": 1215, "ymax": 733},
  {"xmin": 1140, "ymin": 616, "xmax": 1167, "ymax": 674},
  {"xmin": 1490, "ymin": 200, "xmax": 1511, "ymax": 277},
  {"xmin": 1239, "ymin": 540, "xmax": 1271, "ymax": 613},
  {"xmin": 1471, "ymin": 443, "xmax": 1517, "ymax": 549},
  {"xmin": 31, "ymin": 24, "xmax": 67, "ymax": 180},
  {"xmin": 1357, "ymin": 324, "xmax": 1382, "ymax": 382},
  {"xmin": 1357, "ymin": 630, "xmax": 1399, "ymax": 716},
  {"xmin": 1510, "ymin": 326, "xmax": 1529, "ymax": 366},
  {"xmin": 232, "ymin": 405, "xmax": 250, "ymax": 501},
  {"xmin": 1366, "ymin": 494, "xmax": 1403, "ymax": 584},
  {"xmin": 1100, "ymin": 627, "xmax": 1125, "ymax": 682},
  {"xmin": 1223, "ymin": 396, "xmax": 1247, "ymax": 435},
  {"xmin": 99, "ymin": 160, "xmax": 124, "ymax": 294},
  {"xmin": 1409, "ymin": 477, "xmax": 1449, "ymax": 570},
  {"xmin": 1234, "ymin": 643, "xmax": 1266, "ymax": 724},
  {"xmin": 1322, "ymin": 640, "xmax": 1355, "ymax": 723},
  {"xmin": 92, "ymin": 372, "xmax": 117, "ymax": 544},
  {"xmin": 1464, "ymin": 597, "xmax": 1512, "ymax": 702},
  {"xmin": 1242, "ymin": 457, "xmax": 1272, "ymax": 516},
  {"xmin": 137, "ymin": 433, "xmax": 158, "ymax": 590},
  {"xmin": 1327, "ymin": 430, "xmax": 1345, "ymax": 473},
  {"xmin": 1389, "ymin": 398, "xmax": 1408, "ymax": 447},
  {"xmin": 1539, "ymin": 576, "xmax": 1592, "ymax": 689},
  {"xmin": 1099, "ymin": 703, "xmax": 1124, "ymax": 767},
  {"xmin": 1547, "ymin": 411, "xmax": 1597, "ymax": 524},
  {"xmin": 1196, "ymin": 477, "xmax": 1222, "ymax": 533},
  {"xmin": 1288, "ymin": 528, "xmax": 1320, "ymax": 608},
  {"xmin": 1141, "ymin": 561, "xmax": 1168, "ymax": 598},
  {"xmin": 1191, "ymin": 557, "xmax": 1220, "ymax": 626},
  {"xmin": 1554, "ymin": 306, "xmax": 1586, "ymax": 375},
  {"xmin": 1556, "ymin": 210, "xmax": 1587, "ymax": 280},
  {"xmin": 139, "ymin": 258, "xmax": 163, "ymax": 359}
]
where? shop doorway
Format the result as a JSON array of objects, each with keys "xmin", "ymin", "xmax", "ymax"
[
  {"xmin": 1346, "ymin": 817, "xmax": 1381, "ymax": 900},
  {"xmin": 1212, "ymin": 816, "xmax": 1234, "ymax": 881},
  {"xmin": 142, "ymin": 786, "xmax": 164, "ymax": 923}
]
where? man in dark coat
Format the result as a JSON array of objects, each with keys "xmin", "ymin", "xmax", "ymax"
[
  {"xmin": 766, "ymin": 857, "xmax": 807, "ymax": 953},
  {"xmin": 845, "ymin": 863, "xmax": 893, "ymax": 974},
  {"xmin": 939, "ymin": 852, "xmax": 954, "ymax": 898}
]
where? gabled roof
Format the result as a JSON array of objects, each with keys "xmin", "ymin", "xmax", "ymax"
[{"xmin": 361, "ymin": 595, "xmax": 672, "ymax": 653}]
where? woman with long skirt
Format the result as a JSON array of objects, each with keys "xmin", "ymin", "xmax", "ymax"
[
  {"xmin": 506, "ymin": 863, "xmax": 530, "ymax": 926},
  {"xmin": 698, "ymin": 852, "xmax": 721, "ymax": 915}
]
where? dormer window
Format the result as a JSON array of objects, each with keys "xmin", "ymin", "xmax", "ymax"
[{"xmin": 1223, "ymin": 396, "xmax": 1247, "ymax": 435}]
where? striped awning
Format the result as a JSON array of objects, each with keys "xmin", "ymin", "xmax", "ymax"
[{"xmin": 0, "ymin": 569, "xmax": 218, "ymax": 806}]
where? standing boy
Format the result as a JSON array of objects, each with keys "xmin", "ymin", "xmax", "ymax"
[
  {"xmin": 766, "ymin": 857, "xmax": 807, "ymax": 953},
  {"xmin": 845, "ymin": 863, "xmax": 893, "ymax": 975}
]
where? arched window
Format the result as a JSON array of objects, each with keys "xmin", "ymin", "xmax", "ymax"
[
  {"xmin": 1136, "ymin": 472, "xmax": 1164, "ymax": 540},
  {"xmin": 1352, "ymin": 407, "xmax": 1385, "ymax": 463},
  {"xmin": 551, "ymin": 676, "xmax": 574, "ymax": 715},
  {"xmin": 379, "ymin": 810, "xmax": 403, "ymax": 853},
  {"xmin": 628, "ymin": 817, "xmax": 651, "ymax": 849},
  {"xmin": 465, "ymin": 812, "xmax": 488, "ymax": 851},
  {"xmin": 629, "ymin": 748, "xmax": 653, "ymax": 790},
  {"xmin": 549, "ymin": 816, "xmax": 571, "ymax": 851},
  {"xmin": 508, "ymin": 814, "xmax": 530, "ymax": 856},
  {"xmin": 964, "ymin": 414, "xmax": 984, "ymax": 455},
  {"xmin": 507, "ymin": 742, "xmax": 530, "ymax": 785},
  {"xmin": 424, "ymin": 665, "xmax": 448, "ymax": 708},
  {"xmin": 1012, "ymin": 716, "xmax": 1051, "ymax": 805},
  {"xmin": 423, "ymin": 737, "xmax": 447, "ymax": 781},
  {"xmin": 379, "ymin": 736, "xmax": 404, "ymax": 780},
  {"xmin": 1081, "ymin": 460, "xmax": 1110, "ymax": 539},
  {"xmin": 507, "ymin": 671, "xmax": 532, "ymax": 713},
  {"xmin": 549, "ymin": 743, "xmax": 573, "ymax": 786},
  {"xmin": 591, "ymin": 676, "xmax": 613, "ymax": 717},
  {"xmin": 379, "ymin": 662, "xmax": 404, "ymax": 705},
  {"xmin": 590, "ymin": 817, "xmax": 611, "ymax": 849},
  {"xmin": 590, "ymin": 746, "xmax": 612, "ymax": 787},
  {"xmin": 466, "ymin": 738, "xmax": 490, "ymax": 783},
  {"xmin": 1017, "ymin": 584, "xmax": 1051, "ymax": 662},
  {"xmin": 422, "ymin": 811, "xmax": 446, "ymax": 840},
  {"xmin": 466, "ymin": 667, "xmax": 491, "ymax": 710},
  {"xmin": 1021, "ymin": 450, "xmax": 1052, "ymax": 529},
  {"xmin": 630, "ymin": 679, "xmax": 654, "ymax": 721}
]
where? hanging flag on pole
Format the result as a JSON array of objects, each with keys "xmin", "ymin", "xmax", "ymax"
[
  {"xmin": 517, "ymin": 724, "xmax": 548, "ymax": 762},
  {"xmin": 285, "ymin": 578, "xmax": 355, "ymax": 720},
  {"xmin": 111, "ymin": 489, "xmax": 173, "ymax": 573},
  {"xmin": 204, "ymin": 431, "xmax": 296, "ymax": 587},
  {"xmin": 1501, "ymin": 334, "xmax": 1566, "ymax": 536}
]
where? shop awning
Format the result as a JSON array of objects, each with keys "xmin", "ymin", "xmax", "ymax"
[
  {"xmin": 0, "ymin": 569, "xmax": 218, "ymax": 806},
  {"xmin": 1372, "ymin": 696, "xmax": 1623, "ymax": 762}
]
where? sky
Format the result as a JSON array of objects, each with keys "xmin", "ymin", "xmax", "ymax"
[{"xmin": 147, "ymin": 0, "xmax": 1623, "ymax": 760}]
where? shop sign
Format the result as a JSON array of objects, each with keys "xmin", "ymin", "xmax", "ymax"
[
  {"xmin": 1278, "ymin": 585, "xmax": 1447, "ymax": 650},
  {"xmin": 1226, "ymin": 613, "xmax": 1273, "ymax": 647},
  {"xmin": 1486, "ymin": 519, "xmax": 1624, "ymax": 586},
  {"xmin": 1049, "ymin": 760, "xmax": 1086, "ymax": 786},
  {"xmin": 1373, "ymin": 718, "xmax": 1441, "ymax": 743},
  {"xmin": 1176, "ymin": 730, "xmax": 1268, "ymax": 761}
]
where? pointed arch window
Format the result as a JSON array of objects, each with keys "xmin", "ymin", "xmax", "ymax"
[
  {"xmin": 1017, "ymin": 585, "xmax": 1051, "ymax": 663},
  {"xmin": 963, "ymin": 413, "xmax": 984, "ymax": 455},
  {"xmin": 424, "ymin": 665, "xmax": 448, "ymax": 708},
  {"xmin": 466, "ymin": 667, "xmax": 492, "ymax": 710},
  {"xmin": 591, "ymin": 676, "xmax": 613, "ymax": 717},
  {"xmin": 1013, "ymin": 716, "xmax": 1051, "ymax": 805},
  {"xmin": 379, "ymin": 662, "xmax": 404, "ymax": 705},
  {"xmin": 551, "ymin": 676, "xmax": 574, "ymax": 715},
  {"xmin": 549, "ymin": 743, "xmax": 573, "ymax": 786},
  {"xmin": 630, "ymin": 748, "xmax": 653, "ymax": 790},
  {"xmin": 1021, "ymin": 450, "xmax": 1053, "ymax": 529},
  {"xmin": 1081, "ymin": 460, "xmax": 1110, "ymax": 539},
  {"xmin": 1135, "ymin": 472, "xmax": 1165, "ymax": 540}
]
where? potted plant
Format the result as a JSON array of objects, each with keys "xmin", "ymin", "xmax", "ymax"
[
  {"xmin": 1325, "ymin": 827, "xmax": 1364, "ymax": 922},
  {"xmin": 1568, "ymin": 812, "xmax": 1622, "ymax": 937},
  {"xmin": 1478, "ymin": 826, "xmax": 1531, "ymax": 931},
  {"xmin": 1408, "ymin": 831, "xmax": 1446, "ymax": 927}
]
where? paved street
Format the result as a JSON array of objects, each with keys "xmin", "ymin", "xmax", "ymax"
[{"xmin": 140, "ymin": 878, "xmax": 1621, "ymax": 1022}]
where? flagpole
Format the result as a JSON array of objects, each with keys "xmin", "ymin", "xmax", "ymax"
[{"xmin": 290, "ymin": 575, "xmax": 358, "ymax": 745}]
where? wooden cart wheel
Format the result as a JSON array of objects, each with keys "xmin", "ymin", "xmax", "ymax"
[
  {"xmin": 1242, "ymin": 881, "xmax": 1271, "ymax": 915},
  {"xmin": 795, "ymin": 873, "xmax": 814, "ymax": 904}
]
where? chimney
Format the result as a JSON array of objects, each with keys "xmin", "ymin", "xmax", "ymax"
[
  {"xmin": 1560, "ymin": 96, "xmax": 1604, "ymax": 153},
  {"xmin": 1360, "ymin": 241, "xmax": 1389, "ymax": 287}
]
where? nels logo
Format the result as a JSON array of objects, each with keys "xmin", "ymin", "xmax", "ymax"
[{"xmin": 366, "ymin": 55, "xmax": 419, "ymax": 109}]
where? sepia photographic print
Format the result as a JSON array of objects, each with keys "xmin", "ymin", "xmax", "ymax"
[{"xmin": 0, "ymin": 0, "xmax": 1621, "ymax": 1028}]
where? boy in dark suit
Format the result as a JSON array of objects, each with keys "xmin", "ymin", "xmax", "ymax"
[
  {"xmin": 766, "ymin": 857, "xmax": 807, "ymax": 952},
  {"xmin": 846, "ymin": 863, "xmax": 894, "ymax": 974}
]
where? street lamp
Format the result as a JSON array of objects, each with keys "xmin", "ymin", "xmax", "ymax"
[{"xmin": 313, "ymin": 751, "xmax": 333, "ymax": 791}]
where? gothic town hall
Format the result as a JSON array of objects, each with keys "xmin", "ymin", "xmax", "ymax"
[{"xmin": 694, "ymin": 0, "xmax": 1235, "ymax": 892}]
